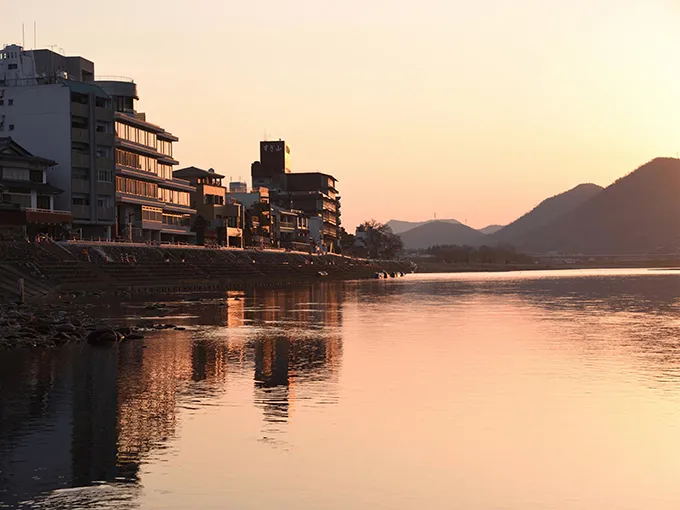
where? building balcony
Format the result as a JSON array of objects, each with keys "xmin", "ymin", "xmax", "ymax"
[
  {"xmin": 72, "ymin": 179, "xmax": 91, "ymax": 194},
  {"xmin": 24, "ymin": 208, "xmax": 73, "ymax": 224},
  {"xmin": 116, "ymin": 192, "xmax": 163, "ymax": 208},
  {"xmin": 96, "ymin": 182, "xmax": 114, "ymax": 194},
  {"xmin": 117, "ymin": 139, "xmax": 162, "ymax": 159},
  {"xmin": 142, "ymin": 219, "xmax": 164, "ymax": 231},
  {"xmin": 96, "ymin": 132, "xmax": 115, "ymax": 146},
  {"xmin": 97, "ymin": 206, "xmax": 115, "ymax": 221},
  {"xmin": 96, "ymin": 157, "xmax": 114, "ymax": 171},
  {"xmin": 161, "ymin": 179, "xmax": 195, "ymax": 192},
  {"xmin": 159, "ymin": 155, "xmax": 180, "ymax": 166},
  {"xmin": 279, "ymin": 224, "xmax": 296, "ymax": 233},
  {"xmin": 72, "ymin": 128, "xmax": 90, "ymax": 144},
  {"xmin": 72, "ymin": 151, "xmax": 91, "ymax": 168},
  {"xmin": 95, "ymin": 106, "xmax": 111, "ymax": 122},
  {"xmin": 162, "ymin": 202, "xmax": 196, "ymax": 215},
  {"xmin": 161, "ymin": 225, "xmax": 195, "ymax": 236},
  {"xmin": 118, "ymin": 166, "xmax": 165, "ymax": 183},
  {"xmin": 71, "ymin": 204, "xmax": 91, "ymax": 219},
  {"xmin": 71, "ymin": 102, "xmax": 90, "ymax": 118}
]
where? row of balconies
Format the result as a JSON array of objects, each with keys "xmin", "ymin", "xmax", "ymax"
[
  {"xmin": 72, "ymin": 128, "xmax": 114, "ymax": 146},
  {"xmin": 71, "ymin": 151, "xmax": 115, "ymax": 169},
  {"xmin": 71, "ymin": 102, "xmax": 112, "ymax": 122},
  {"xmin": 71, "ymin": 179, "xmax": 115, "ymax": 195},
  {"xmin": 71, "ymin": 205, "xmax": 115, "ymax": 221}
]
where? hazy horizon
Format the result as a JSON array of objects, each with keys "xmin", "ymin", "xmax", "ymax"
[{"xmin": 3, "ymin": 0, "xmax": 679, "ymax": 229}]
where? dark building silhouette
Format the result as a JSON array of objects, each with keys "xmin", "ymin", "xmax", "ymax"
[
  {"xmin": 250, "ymin": 140, "xmax": 341, "ymax": 252},
  {"xmin": 252, "ymin": 140, "xmax": 291, "ymax": 190}
]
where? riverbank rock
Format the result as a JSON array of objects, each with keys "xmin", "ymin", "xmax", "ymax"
[{"xmin": 87, "ymin": 327, "xmax": 119, "ymax": 345}]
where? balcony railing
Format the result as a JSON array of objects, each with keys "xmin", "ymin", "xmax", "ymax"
[
  {"xmin": 96, "ymin": 75, "xmax": 135, "ymax": 83},
  {"xmin": 25, "ymin": 208, "xmax": 72, "ymax": 215},
  {"xmin": 24, "ymin": 208, "xmax": 73, "ymax": 223}
]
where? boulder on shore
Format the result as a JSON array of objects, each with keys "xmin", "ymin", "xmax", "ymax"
[{"xmin": 87, "ymin": 327, "xmax": 119, "ymax": 345}]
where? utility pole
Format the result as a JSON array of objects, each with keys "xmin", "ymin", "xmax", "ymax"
[{"xmin": 127, "ymin": 212, "xmax": 134, "ymax": 242}]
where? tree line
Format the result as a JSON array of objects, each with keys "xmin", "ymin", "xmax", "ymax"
[{"xmin": 423, "ymin": 244, "xmax": 534, "ymax": 264}]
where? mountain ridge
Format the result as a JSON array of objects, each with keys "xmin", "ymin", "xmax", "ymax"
[
  {"xmin": 512, "ymin": 157, "xmax": 680, "ymax": 254},
  {"xmin": 490, "ymin": 183, "xmax": 604, "ymax": 245},
  {"xmin": 386, "ymin": 218, "xmax": 460, "ymax": 235},
  {"xmin": 398, "ymin": 221, "xmax": 487, "ymax": 250}
]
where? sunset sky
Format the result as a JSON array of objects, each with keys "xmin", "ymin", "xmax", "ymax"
[{"xmin": 3, "ymin": 0, "xmax": 679, "ymax": 229}]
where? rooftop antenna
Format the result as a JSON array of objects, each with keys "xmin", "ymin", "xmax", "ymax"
[{"xmin": 22, "ymin": 23, "xmax": 25, "ymax": 48}]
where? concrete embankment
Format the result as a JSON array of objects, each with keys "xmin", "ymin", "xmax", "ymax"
[{"xmin": 0, "ymin": 241, "xmax": 412, "ymax": 301}]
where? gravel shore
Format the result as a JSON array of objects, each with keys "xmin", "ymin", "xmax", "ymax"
[{"xmin": 0, "ymin": 300, "xmax": 185, "ymax": 350}]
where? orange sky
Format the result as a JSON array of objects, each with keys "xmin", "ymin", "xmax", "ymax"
[{"xmin": 3, "ymin": 0, "xmax": 679, "ymax": 229}]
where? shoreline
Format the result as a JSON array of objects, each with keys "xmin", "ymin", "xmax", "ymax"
[{"xmin": 412, "ymin": 261, "xmax": 680, "ymax": 273}]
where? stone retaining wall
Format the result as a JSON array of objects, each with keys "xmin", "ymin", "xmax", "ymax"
[{"xmin": 0, "ymin": 241, "xmax": 413, "ymax": 301}]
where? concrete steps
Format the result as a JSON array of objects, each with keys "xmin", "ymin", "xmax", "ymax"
[{"xmin": 0, "ymin": 264, "xmax": 53, "ymax": 300}]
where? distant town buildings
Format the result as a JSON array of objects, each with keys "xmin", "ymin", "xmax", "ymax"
[
  {"xmin": 0, "ymin": 44, "xmax": 343, "ymax": 253},
  {"xmin": 250, "ymin": 140, "xmax": 341, "ymax": 252},
  {"xmin": 173, "ymin": 166, "xmax": 244, "ymax": 247}
]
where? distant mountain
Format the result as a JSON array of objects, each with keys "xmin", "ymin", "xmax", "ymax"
[
  {"xmin": 386, "ymin": 218, "xmax": 460, "ymax": 235},
  {"xmin": 511, "ymin": 158, "xmax": 680, "ymax": 255},
  {"xmin": 490, "ymin": 183, "xmax": 604, "ymax": 245},
  {"xmin": 399, "ymin": 221, "xmax": 487, "ymax": 250},
  {"xmin": 479, "ymin": 224, "xmax": 504, "ymax": 235}
]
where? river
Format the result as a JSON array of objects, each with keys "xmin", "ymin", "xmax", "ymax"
[{"xmin": 1, "ymin": 269, "xmax": 679, "ymax": 509}]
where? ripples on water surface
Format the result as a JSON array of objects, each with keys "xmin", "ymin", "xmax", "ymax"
[{"xmin": 1, "ymin": 269, "xmax": 679, "ymax": 509}]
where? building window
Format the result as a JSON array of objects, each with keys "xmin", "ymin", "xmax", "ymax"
[
  {"xmin": 115, "ymin": 122, "xmax": 158, "ymax": 149},
  {"xmin": 96, "ymin": 146, "xmax": 112, "ymax": 159},
  {"xmin": 29, "ymin": 170, "xmax": 43, "ymax": 183},
  {"xmin": 5, "ymin": 193, "xmax": 31, "ymax": 208},
  {"xmin": 8, "ymin": 125, "xmax": 14, "ymax": 131},
  {"xmin": 2, "ymin": 168, "xmax": 29, "ymax": 180},
  {"xmin": 36, "ymin": 195, "xmax": 51, "ymax": 210},
  {"xmin": 71, "ymin": 92, "xmax": 88, "ymax": 105},
  {"xmin": 97, "ymin": 169, "xmax": 113, "ymax": 182},
  {"xmin": 162, "ymin": 213, "xmax": 190, "ymax": 227},
  {"xmin": 158, "ymin": 187, "xmax": 190, "ymax": 206},
  {"xmin": 71, "ymin": 117, "xmax": 88, "ymax": 129},
  {"xmin": 0, "ymin": 100, "xmax": 3, "ymax": 106},
  {"xmin": 8, "ymin": 64, "xmax": 17, "ymax": 70},
  {"xmin": 142, "ymin": 206, "xmax": 163, "ymax": 222},
  {"xmin": 116, "ymin": 176, "xmax": 158, "ymax": 198},
  {"xmin": 8, "ymin": 99, "xmax": 13, "ymax": 106},
  {"xmin": 115, "ymin": 149, "xmax": 158, "ymax": 174},
  {"xmin": 73, "ymin": 169, "xmax": 89, "ymax": 181},
  {"xmin": 72, "ymin": 196, "xmax": 90, "ymax": 206},
  {"xmin": 97, "ymin": 195, "xmax": 112, "ymax": 208}
]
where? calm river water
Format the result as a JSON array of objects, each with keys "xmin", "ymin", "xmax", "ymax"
[{"xmin": 1, "ymin": 269, "xmax": 679, "ymax": 509}]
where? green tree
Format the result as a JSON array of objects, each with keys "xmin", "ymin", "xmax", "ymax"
[{"xmin": 357, "ymin": 220, "xmax": 404, "ymax": 260}]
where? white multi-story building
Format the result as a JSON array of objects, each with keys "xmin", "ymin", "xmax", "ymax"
[
  {"xmin": 0, "ymin": 43, "xmax": 196, "ymax": 242},
  {"xmin": 0, "ymin": 44, "xmax": 115, "ymax": 238}
]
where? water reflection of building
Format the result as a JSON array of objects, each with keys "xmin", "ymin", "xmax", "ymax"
[
  {"xmin": 0, "ymin": 330, "xmax": 242, "ymax": 504},
  {"xmin": 249, "ymin": 284, "xmax": 344, "ymax": 425},
  {"xmin": 0, "ymin": 283, "xmax": 346, "ymax": 503}
]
